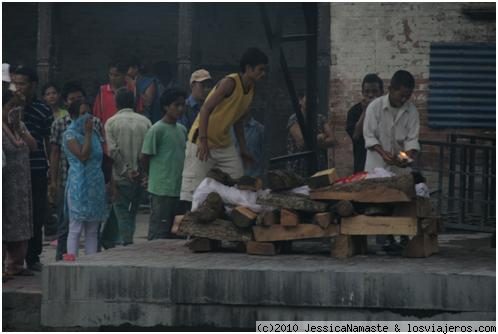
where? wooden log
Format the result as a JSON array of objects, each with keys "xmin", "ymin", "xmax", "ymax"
[
  {"xmin": 236, "ymin": 176, "xmax": 263, "ymax": 191},
  {"xmin": 171, "ymin": 215, "xmax": 184, "ymax": 235},
  {"xmin": 267, "ymin": 169, "xmax": 305, "ymax": 191},
  {"xmin": 419, "ymin": 217, "xmax": 440, "ymax": 235},
  {"xmin": 313, "ymin": 212, "xmax": 332, "ymax": 229},
  {"xmin": 256, "ymin": 192, "xmax": 329, "ymax": 212},
  {"xmin": 253, "ymin": 224, "xmax": 339, "ymax": 242},
  {"xmin": 307, "ymin": 168, "xmax": 338, "ymax": 189},
  {"xmin": 310, "ymin": 174, "xmax": 415, "ymax": 203},
  {"xmin": 231, "ymin": 206, "xmax": 258, "ymax": 228},
  {"xmin": 178, "ymin": 214, "xmax": 253, "ymax": 241},
  {"xmin": 246, "ymin": 241, "xmax": 277, "ymax": 256},
  {"xmin": 256, "ymin": 210, "xmax": 280, "ymax": 226},
  {"xmin": 340, "ymin": 215, "xmax": 418, "ymax": 236},
  {"xmin": 186, "ymin": 238, "xmax": 219, "ymax": 252},
  {"xmin": 331, "ymin": 235, "xmax": 353, "ymax": 258},
  {"xmin": 403, "ymin": 234, "xmax": 439, "ymax": 258},
  {"xmin": 332, "ymin": 200, "xmax": 355, "ymax": 217},
  {"xmin": 190, "ymin": 192, "xmax": 225, "ymax": 223},
  {"xmin": 280, "ymin": 208, "xmax": 299, "ymax": 226}
]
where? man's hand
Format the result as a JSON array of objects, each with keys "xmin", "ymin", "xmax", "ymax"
[
  {"xmin": 373, "ymin": 145, "xmax": 395, "ymax": 164},
  {"xmin": 126, "ymin": 169, "xmax": 141, "ymax": 183},
  {"xmin": 196, "ymin": 139, "xmax": 210, "ymax": 162},
  {"xmin": 240, "ymin": 149, "xmax": 255, "ymax": 169}
]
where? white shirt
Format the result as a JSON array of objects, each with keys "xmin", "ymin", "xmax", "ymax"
[
  {"xmin": 105, "ymin": 108, "xmax": 152, "ymax": 181},
  {"xmin": 363, "ymin": 94, "xmax": 420, "ymax": 173}
]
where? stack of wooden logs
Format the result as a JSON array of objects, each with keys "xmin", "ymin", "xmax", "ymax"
[{"xmin": 174, "ymin": 168, "xmax": 441, "ymax": 258}]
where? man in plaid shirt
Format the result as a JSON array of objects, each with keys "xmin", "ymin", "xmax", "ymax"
[{"xmin": 49, "ymin": 81, "xmax": 103, "ymax": 260}]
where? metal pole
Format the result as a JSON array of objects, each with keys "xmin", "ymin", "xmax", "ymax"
[
  {"xmin": 36, "ymin": 3, "xmax": 53, "ymax": 86},
  {"xmin": 177, "ymin": 3, "xmax": 193, "ymax": 91}
]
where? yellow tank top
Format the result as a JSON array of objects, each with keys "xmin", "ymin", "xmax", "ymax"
[{"xmin": 188, "ymin": 73, "xmax": 254, "ymax": 148}]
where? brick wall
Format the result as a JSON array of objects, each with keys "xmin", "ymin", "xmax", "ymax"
[{"xmin": 328, "ymin": 3, "xmax": 496, "ymax": 176}]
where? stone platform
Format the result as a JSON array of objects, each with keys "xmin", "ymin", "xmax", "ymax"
[{"xmin": 40, "ymin": 234, "xmax": 496, "ymax": 329}]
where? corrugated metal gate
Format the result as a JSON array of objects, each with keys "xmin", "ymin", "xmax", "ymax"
[{"xmin": 428, "ymin": 43, "xmax": 496, "ymax": 128}]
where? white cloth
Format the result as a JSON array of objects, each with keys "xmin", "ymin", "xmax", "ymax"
[
  {"xmin": 191, "ymin": 177, "xmax": 269, "ymax": 213},
  {"xmin": 363, "ymin": 94, "xmax": 420, "ymax": 173}
]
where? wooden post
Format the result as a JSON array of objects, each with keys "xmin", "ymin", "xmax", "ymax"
[
  {"xmin": 36, "ymin": 3, "xmax": 53, "ymax": 86},
  {"xmin": 177, "ymin": 3, "xmax": 193, "ymax": 90}
]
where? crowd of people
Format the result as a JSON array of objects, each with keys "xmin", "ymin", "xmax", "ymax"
[{"xmin": 2, "ymin": 46, "xmax": 420, "ymax": 280}]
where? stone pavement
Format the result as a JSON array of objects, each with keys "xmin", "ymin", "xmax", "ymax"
[{"xmin": 3, "ymin": 212, "xmax": 496, "ymax": 330}]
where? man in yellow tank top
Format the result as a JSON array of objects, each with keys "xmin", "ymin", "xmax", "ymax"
[{"xmin": 180, "ymin": 48, "xmax": 268, "ymax": 205}]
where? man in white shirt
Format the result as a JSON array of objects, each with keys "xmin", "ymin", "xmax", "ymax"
[
  {"xmin": 363, "ymin": 70, "xmax": 420, "ymax": 174},
  {"xmin": 105, "ymin": 88, "xmax": 152, "ymax": 245}
]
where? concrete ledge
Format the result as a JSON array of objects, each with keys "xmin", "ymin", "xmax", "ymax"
[{"xmin": 41, "ymin": 240, "xmax": 496, "ymax": 328}]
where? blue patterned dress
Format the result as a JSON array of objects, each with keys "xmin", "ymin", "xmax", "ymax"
[{"xmin": 62, "ymin": 114, "xmax": 107, "ymax": 224}]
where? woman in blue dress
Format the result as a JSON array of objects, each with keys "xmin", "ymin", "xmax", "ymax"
[{"xmin": 62, "ymin": 101, "xmax": 107, "ymax": 258}]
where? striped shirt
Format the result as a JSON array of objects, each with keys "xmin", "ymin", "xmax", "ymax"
[{"xmin": 23, "ymin": 100, "xmax": 54, "ymax": 171}]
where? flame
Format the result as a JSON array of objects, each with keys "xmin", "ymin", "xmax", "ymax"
[{"xmin": 398, "ymin": 151, "xmax": 408, "ymax": 160}]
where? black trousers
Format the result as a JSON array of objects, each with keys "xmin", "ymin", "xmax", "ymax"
[{"xmin": 26, "ymin": 169, "xmax": 48, "ymax": 265}]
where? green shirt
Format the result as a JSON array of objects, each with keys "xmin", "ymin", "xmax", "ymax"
[{"xmin": 141, "ymin": 121, "xmax": 187, "ymax": 196}]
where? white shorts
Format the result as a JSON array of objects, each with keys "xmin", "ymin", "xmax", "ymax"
[{"xmin": 180, "ymin": 141, "xmax": 243, "ymax": 202}]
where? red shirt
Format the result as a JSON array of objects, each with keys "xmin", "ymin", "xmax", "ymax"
[{"xmin": 93, "ymin": 84, "xmax": 120, "ymax": 126}]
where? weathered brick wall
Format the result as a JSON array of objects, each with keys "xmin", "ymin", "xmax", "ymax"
[{"xmin": 329, "ymin": 3, "xmax": 496, "ymax": 176}]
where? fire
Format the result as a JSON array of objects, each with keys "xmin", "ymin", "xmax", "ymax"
[{"xmin": 398, "ymin": 151, "xmax": 409, "ymax": 160}]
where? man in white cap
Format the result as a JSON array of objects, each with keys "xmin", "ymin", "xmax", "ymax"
[{"xmin": 178, "ymin": 69, "xmax": 212, "ymax": 132}]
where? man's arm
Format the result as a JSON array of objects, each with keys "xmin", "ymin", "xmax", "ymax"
[
  {"xmin": 233, "ymin": 117, "xmax": 254, "ymax": 167},
  {"xmin": 105, "ymin": 120, "xmax": 127, "ymax": 178},
  {"xmin": 142, "ymin": 82, "xmax": 156, "ymax": 108},
  {"xmin": 363, "ymin": 103, "xmax": 394, "ymax": 164},
  {"xmin": 318, "ymin": 120, "xmax": 335, "ymax": 149},
  {"xmin": 404, "ymin": 107, "xmax": 421, "ymax": 160},
  {"xmin": 196, "ymin": 77, "xmax": 235, "ymax": 161}
]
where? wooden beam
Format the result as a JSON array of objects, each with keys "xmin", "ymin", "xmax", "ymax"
[
  {"xmin": 253, "ymin": 224, "xmax": 339, "ymax": 242},
  {"xmin": 403, "ymin": 234, "xmax": 439, "ymax": 258},
  {"xmin": 246, "ymin": 241, "xmax": 277, "ymax": 256},
  {"xmin": 280, "ymin": 208, "xmax": 299, "ymax": 226},
  {"xmin": 312, "ymin": 212, "xmax": 331, "ymax": 229},
  {"xmin": 186, "ymin": 238, "xmax": 219, "ymax": 252},
  {"xmin": 331, "ymin": 235, "xmax": 353, "ymax": 259},
  {"xmin": 340, "ymin": 215, "xmax": 418, "ymax": 236},
  {"xmin": 307, "ymin": 168, "xmax": 338, "ymax": 189}
]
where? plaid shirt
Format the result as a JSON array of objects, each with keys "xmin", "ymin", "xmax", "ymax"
[{"xmin": 50, "ymin": 115, "xmax": 103, "ymax": 187}]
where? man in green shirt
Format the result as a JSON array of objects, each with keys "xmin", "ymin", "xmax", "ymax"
[{"xmin": 141, "ymin": 88, "xmax": 187, "ymax": 239}]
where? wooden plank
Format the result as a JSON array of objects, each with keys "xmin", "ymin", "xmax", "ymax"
[
  {"xmin": 178, "ymin": 215, "xmax": 253, "ymax": 241},
  {"xmin": 351, "ymin": 235, "xmax": 368, "ymax": 255},
  {"xmin": 256, "ymin": 210, "xmax": 280, "ymax": 226},
  {"xmin": 331, "ymin": 235, "xmax": 353, "ymax": 258},
  {"xmin": 246, "ymin": 241, "xmax": 277, "ymax": 256},
  {"xmin": 403, "ymin": 234, "xmax": 439, "ymax": 258},
  {"xmin": 313, "ymin": 212, "xmax": 331, "ymax": 229},
  {"xmin": 307, "ymin": 168, "xmax": 338, "ymax": 189},
  {"xmin": 253, "ymin": 224, "xmax": 339, "ymax": 242},
  {"xmin": 257, "ymin": 192, "xmax": 329, "ymax": 212},
  {"xmin": 280, "ymin": 208, "xmax": 299, "ymax": 226},
  {"xmin": 340, "ymin": 215, "xmax": 418, "ymax": 236}
]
